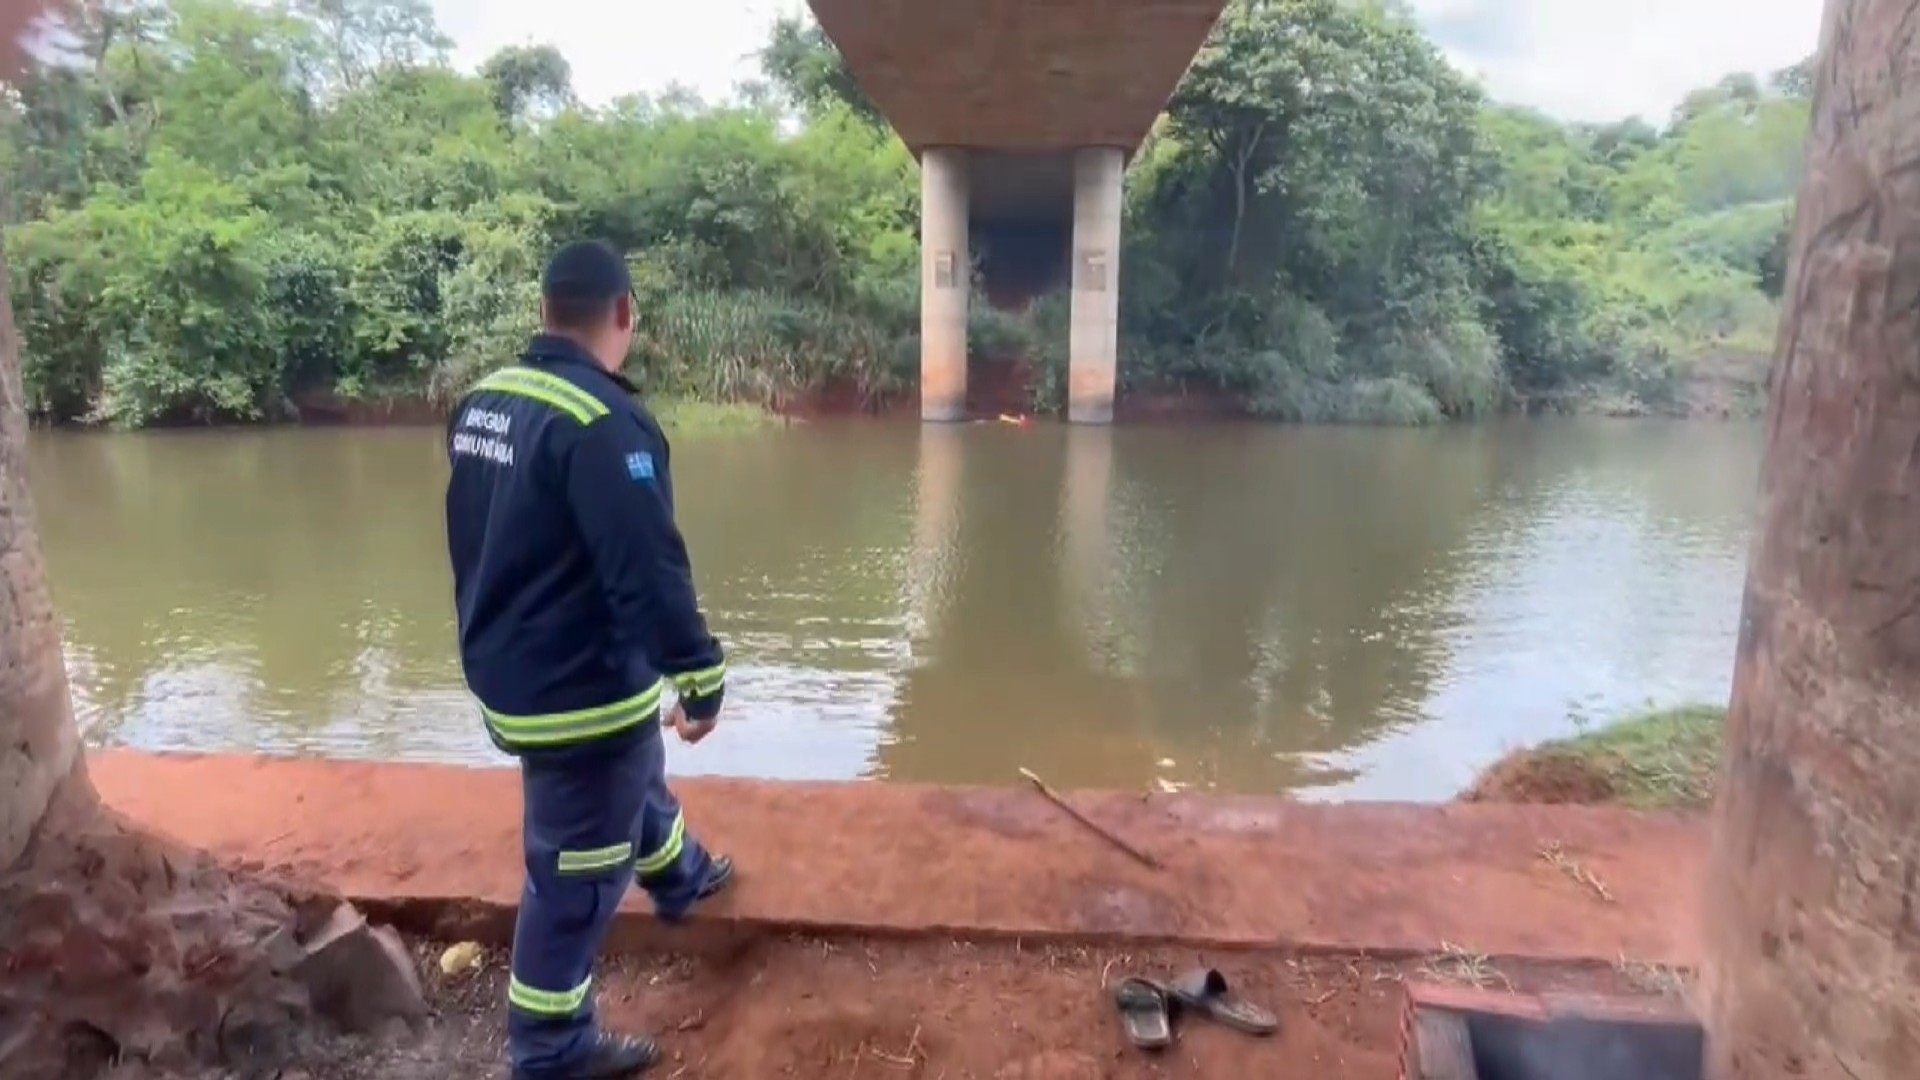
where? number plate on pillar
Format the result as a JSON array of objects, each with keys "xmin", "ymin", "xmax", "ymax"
[
  {"xmin": 1076, "ymin": 250, "xmax": 1108, "ymax": 292},
  {"xmin": 934, "ymin": 251, "xmax": 958, "ymax": 289}
]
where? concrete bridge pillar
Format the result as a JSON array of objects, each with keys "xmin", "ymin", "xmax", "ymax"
[
  {"xmin": 1068, "ymin": 147, "xmax": 1123, "ymax": 424},
  {"xmin": 919, "ymin": 147, "xmax": 970, "ymax": 422}
]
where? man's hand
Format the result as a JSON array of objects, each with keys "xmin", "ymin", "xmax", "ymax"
[{"xmin": 667, "ymin": 701, "xmax": 717, "ymax": 745}]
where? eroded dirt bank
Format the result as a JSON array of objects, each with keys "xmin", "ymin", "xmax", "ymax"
[
  {"xmin": 90, "ymin": 751, "xmax": 1706, "ymax": 966},
  {"xmin": 1460, "ymin": 706, "xmax": 1724, "ymax": 812},
  {"xmin": 79, "ymin": 752, "xmax": 1709, "ymax": 1078}
]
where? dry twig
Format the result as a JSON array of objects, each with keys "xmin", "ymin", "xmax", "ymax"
[
  {"xmin": 1539, "ymin": 840, "xmax": 1616, "ymax": 903},
  {"xmin": 1615, "ymin": 953, "xmax": 1690, "ymax": 999},
  {"xmin": 1420, "ymin": 943, "xmax": 1514, "ymax": 991},
  {"xmin": 869, "ymin": 1025, "xmax": 925, "ymax": 1069},
  {"xmin": 1018, "ymin": 767, "xmax": 1163, "ymax": 869}
]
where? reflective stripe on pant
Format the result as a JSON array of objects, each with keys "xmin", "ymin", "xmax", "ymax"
[
  {"xmin": 509, "ymin": 721, "xmax": 713, "ymax": 1077},
  {"xmin": 509, "ymin": 729, "xmax": 648, "ymax": 1077},
  {"xmin": 630, "ymin": 761, "xmax": 711, "ymax": 919}
]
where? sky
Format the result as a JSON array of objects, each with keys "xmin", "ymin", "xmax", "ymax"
[{"xmin": 430, "ymin": 0, "xmax": 1825, "ymax": 126}]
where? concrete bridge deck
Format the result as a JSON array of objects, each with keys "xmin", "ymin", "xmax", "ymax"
[
  {"xmin": 93, "ymin": 751, "xmax": 1705, "ymax": 966},
  {"xmin": 808, "ymin": 0, "xmax": 1224, "ymax": 153},
  {"xmin": 805, "ymin": 0, "xmax": 1230, "ymax": 423}
]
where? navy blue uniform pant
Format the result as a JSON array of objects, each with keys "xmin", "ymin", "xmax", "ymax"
[{"xmin": 507, "ymin": 720, "xmax": 714, "ymax": 1078}]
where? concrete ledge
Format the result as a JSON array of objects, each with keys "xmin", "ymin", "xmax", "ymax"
[{"xmin": 91, "ymin": 752, "xmax": 1706, "ymax": 965}]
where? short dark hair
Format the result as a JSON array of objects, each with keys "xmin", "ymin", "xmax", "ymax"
[{"xmin": 542, "ymin": 240, "xmax": 632, "ymax": 332}]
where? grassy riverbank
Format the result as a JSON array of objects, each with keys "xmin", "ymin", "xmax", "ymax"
[
  {"xmin": 285, "ymin": 392, "xmax": 777, "ymax": 434},
  {"xmin": 1463, "ymin": 704, "xmax": 1725, "ymax": 812},
  {"xmin": 653, "ymin": 399, "xmax": 781, "ymax": 434}
]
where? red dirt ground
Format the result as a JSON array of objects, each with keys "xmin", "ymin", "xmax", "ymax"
[
  {"xmin": 258, "ymin": 936, "xmax": 1667, "ymax": 1080},
  {"xmin": 81, "ymin": 754, "xmax": 1705, "ymax": 1078},
  {"xmin": 90, "ymin": 753, "xmax": 1707, "ymax": 967}
]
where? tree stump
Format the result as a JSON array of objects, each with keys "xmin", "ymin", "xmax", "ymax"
[{"xmin": 0, "ymin": 169, "xmax": 423, "ymax": 1079}]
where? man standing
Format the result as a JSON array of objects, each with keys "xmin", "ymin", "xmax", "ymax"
[{"xmin": 444, "ymin": 240, "xmax": 735, "ymax": 1080}]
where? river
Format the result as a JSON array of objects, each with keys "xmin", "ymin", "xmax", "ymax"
[{"xmin": 29, "ymin": 418, "xmax": 1759, "ymax": 801}]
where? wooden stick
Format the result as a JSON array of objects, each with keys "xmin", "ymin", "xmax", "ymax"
[{"xmin": 1018, "ymin": 767, "xmax": 1163, "ymax": 870}]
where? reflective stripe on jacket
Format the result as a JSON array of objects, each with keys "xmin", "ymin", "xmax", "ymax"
[{"xmin": 445, "ymin": 335, "xmax": 726, "ymax": 753}]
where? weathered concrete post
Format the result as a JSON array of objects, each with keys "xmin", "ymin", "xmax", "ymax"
[
  {"xmin": 1701, "ymin": 2, "xmax": 1920, "ymax": 1077},
  {"xmin": 1068, "ymin": 147, "xmax": 1123, "ymax": 424},
  {"xmin": 919, "ymin": 146, "xmax": 969, "ymax": 422}
]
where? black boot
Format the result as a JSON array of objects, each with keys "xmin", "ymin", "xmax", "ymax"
[
  {"xmin": 652, "ymin": 853, "xmax": 735, "ymax": 923},
  {"xmin": 695, "ymin": 853, "xmax": 735, "ymax": 901},
  {"xmin": 514, "ymin": 1031, "xmax": 660, "ymax": 1080}
]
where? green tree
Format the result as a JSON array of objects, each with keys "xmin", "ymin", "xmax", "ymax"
[
  {"xmin": 758, "ymin": 16, "xmax": 880, "ymax": 125},
  {"xmin": 479, "ymin": 44, "xmax": 573, "ymax": 123},
  {"xmin": 0, "ymin": 0, "xmax": 1799, "ymax": 427},
  {"xmin": 291, "ymin": 0, "xmax": 447, "ymax": 94}
]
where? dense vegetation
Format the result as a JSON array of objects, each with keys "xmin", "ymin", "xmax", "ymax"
[{"xmin": 1, "ymin": 0, "xmax": 1807, "ymax": 426}]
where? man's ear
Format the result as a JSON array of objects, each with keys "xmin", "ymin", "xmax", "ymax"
[{"xmin": 614, "ymin": 293, "xmax": 633, "ymax": 332}]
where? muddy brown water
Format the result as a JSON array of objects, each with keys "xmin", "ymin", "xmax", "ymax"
[{"xmin": 30, "ymin": 418, "xmax": 1759, "ymax": 800}]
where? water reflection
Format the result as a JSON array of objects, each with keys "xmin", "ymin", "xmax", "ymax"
[
  {"xmin": 29, "ymin": 419, "xmax": 1759, "ymax": 799},
  {"xmin": 1312, "ymin": 423, "xmax": 1757, "ymax": 799},
  {"xmin": 1058, "ymin": 426, "xmax": 1121, "ymax": 672}
]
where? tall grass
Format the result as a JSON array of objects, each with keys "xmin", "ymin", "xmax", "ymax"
[
  {"xmin": 633, "ymin": 289, "xmax": 913, "ymax": 404},
  {"xmin": 426, "ymin": 286, "xmax": 917, "ymax": 409}
]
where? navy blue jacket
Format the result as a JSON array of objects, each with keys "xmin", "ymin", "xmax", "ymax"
[{"xmin": 444, "ymin": 335, "xmax": 725, "ymax": 753}]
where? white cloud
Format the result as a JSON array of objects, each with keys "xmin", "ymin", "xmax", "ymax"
[
  {"xmin": 431, "ymin": 0, "xmax": 808, "ymax": 107},
  {"xmin": 430, "ymin": 0, "xmax": 1824, "ymax": 123},
  {"xmin": 1409, "ymin": 0, "xmax": 1824, "ymax": 123}
]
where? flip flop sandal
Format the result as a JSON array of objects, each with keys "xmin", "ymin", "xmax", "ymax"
[
  {"xmin": 1113, "ymin": 976, "xmax": 1174, "ymax": 1050},
  {"xmin": 513, "ymin": 1031, "xmax": 661, "ymax": 1080},
  {"xmin": 1168, "ymin": 968, "xmax": 1278, "ymax": 1036}
]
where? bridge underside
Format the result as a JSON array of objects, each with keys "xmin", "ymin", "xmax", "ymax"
[{"xmin": 807, "ymin": 0, "xmax": 1227, "ymax": 422}]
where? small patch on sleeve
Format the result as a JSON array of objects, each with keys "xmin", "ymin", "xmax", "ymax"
[{"xmin": 625, "ymin": 450, "xmax": 655, "ymax": 482}]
